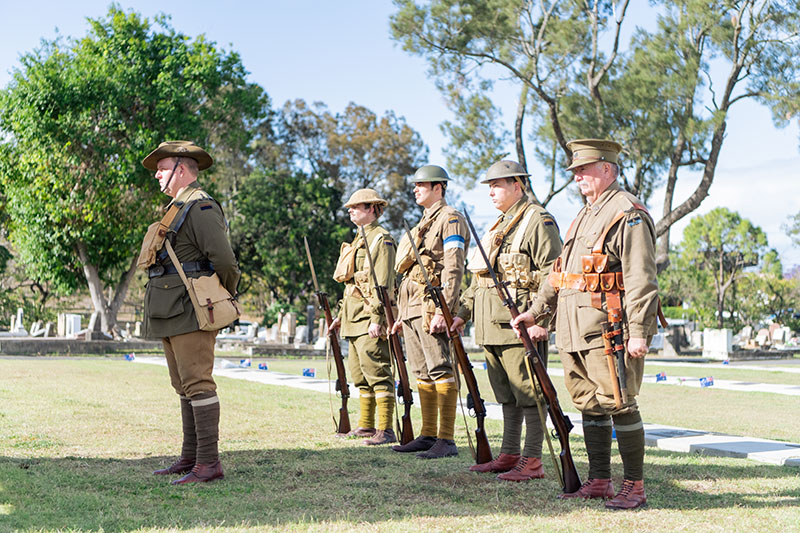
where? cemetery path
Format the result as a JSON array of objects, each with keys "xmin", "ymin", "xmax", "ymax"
[{"xmin": 130, "ymin": 356, "xmax": 800, "ymax": 467}]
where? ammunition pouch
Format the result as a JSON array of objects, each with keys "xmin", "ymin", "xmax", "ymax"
[{"xmin": 137, "ymin": 204, "xmax": 181, "ymax": 270}]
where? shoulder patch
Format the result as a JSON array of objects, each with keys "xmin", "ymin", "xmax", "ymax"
[
  {"xmin": 544, "ymin": 219, "xmax": 555, "ymax": 226},
  {"xmin": 200, "ymin": 204, "xmax": 213, "ymax": 211},
  {"xmin": 627, "ymin": 216, "xmax": 642, "ymax": 227},
  {"xmin": 384, "ymin": 239, "xmax": 394, "ymax": 246},
  {"xmin": 448, "ymin": 217, "xmax": 459, "ymax": 224}
]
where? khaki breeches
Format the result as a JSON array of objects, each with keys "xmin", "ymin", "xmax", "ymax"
[
  {"xmin": 346, "ymin": 333, "xmax": 393, "ymax": 392},
  {"xmin": 559, "ymin": 345, "xmax": 644, "ymax": 416},
  {"xmin": 483, "ymin": 342, "xmax": 547, "ymax": 407},
  {"xmin": 162, "ymin": 329, "xmax": 218, "ymax": 398},
  {"xmin": 402, "ymin": 315, "xmax": 453, "ymax": 381}
]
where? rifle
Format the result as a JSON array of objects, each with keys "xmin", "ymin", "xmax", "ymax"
[
  {"xmin": 303, "ymin": 236, "xmax": 351, "ymax": 436},
  {"xmin": 601, "ymin": 317, "xmax": 627, "ymax": 409},
  {"xmin": 463, "ymin": 210, "xmax": 581, "ymax": 493},
  {"xmin": 400, "ymin": 219, "xmax": 492, "ymax": 464},
  {"xmin": 357, "ymin": 225, "xmax": 415, "ymax": 445}
]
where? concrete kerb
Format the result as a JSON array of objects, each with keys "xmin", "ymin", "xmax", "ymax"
[{"xmin": 132, "ymin": 356, "xmax": 800, "ymax": 468}]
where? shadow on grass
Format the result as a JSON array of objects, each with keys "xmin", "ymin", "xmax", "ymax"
[{"xmin": 1, "ymin": 443, "xmax": 798, "ymax": 531}]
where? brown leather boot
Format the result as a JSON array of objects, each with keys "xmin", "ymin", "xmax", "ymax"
[
  {"xmin": 365, "ymin": 428, "xmax": 397, "ymax": 446},
  {"xmin": 392, "ymin": 435, "xmax": 436, "ymax": 453},
  {"xmin": 497, "ymin": 456, "xmax": 544, "ymax": 482},
  {"xmin": 171, "ymin": 461, "xmax": 224, "ymax": 485},
  {"xmin": 416, "ymin": 438, "xmax": 458, "ymax": 459},
  {"xmin": 343, "ymin": 427, "xmax": 376, "ymax": 438},
  {"xmin": 558, "ymin": 478, "xmax": 615, "ymax": 499},
  {"xmin": 153, "ymin": 457, "xmax": 195, "ymax": 475},
  {"xmin": 469, "ymin": 453, "xmax": 520, "ymax": 473},
  {"xmin": 605, "ymin": 479, "xmax": 646, "ymax": 510}
]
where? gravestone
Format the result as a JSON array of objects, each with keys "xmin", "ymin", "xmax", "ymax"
[
  {"xmin": 690, "ymin": 330, "xmax": 703, "ymax": 349},
  {"xmin": 64, "ymin": 314, "xmax": 82, "ymax": 337},
  {"xmin": 703, "ymin": 328, "xmax": 731, "ymax": 360},
  {"xmin": 306, "ymin": 305, "xmax": 316, "ymax": 344}
]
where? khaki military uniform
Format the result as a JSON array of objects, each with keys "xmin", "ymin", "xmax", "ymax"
[
  {"xmin": 335, "ymin": 221, "xmax": 396, "ymax": 401},
  {"xmin": 530, "ymin": 181, "xmax": 658, "ymax": 415},
  {"xmin": 396, "ymin": 199, "xmax": 468, "ymax": 380},
  {"xmin": 458, "ymin": 198, "xmax": 562, "ymax": 406},
  {"xmin": 144, "ymin": 181, "xmax": 240, "ymax": 398}
]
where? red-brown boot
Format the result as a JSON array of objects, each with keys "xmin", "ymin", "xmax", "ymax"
[
  {"xmin": 558, "ymin": 478, "xmax": 615, "ymax": 500},
  {"xmin": 171, "ymin": 461, "xmax": 224, "ymax": 485},
  {"xmin": 605, "ymin": 479, "xmax": 646, "ymax": 510},
  {"xmin": 469, "ymin": 453, "xmax": 520, "ymax": 473},
  {"xmin": 497, "ymin": 456, "xmax": 544, "ymax": 482},
  {"xmin": 153, "ymin": 457, "xmax": 195, "ymax": 475}
]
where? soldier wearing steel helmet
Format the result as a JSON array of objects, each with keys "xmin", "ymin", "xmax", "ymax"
[
  {"xmin": 329, "ymin": 188, "xmax": 397, "ymax": 445},
  {"xmin": 140, "ymin": 141, "xmax": 240, "ymax": 485},
  {"xmin": 391, "ymin": 165, "xmax": 469, "ymax": 459},
  {"xmin": 450, "ymin": 160, "xmax": 562, "ymax": 481},
  {"xmin": 513, "ymin": 139, "xmax": 660, "ymax": 509}
]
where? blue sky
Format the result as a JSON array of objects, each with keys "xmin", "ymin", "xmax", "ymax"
[{"xmin": 2, "ymin": 1, "xmax": 799, "ymax": 267}]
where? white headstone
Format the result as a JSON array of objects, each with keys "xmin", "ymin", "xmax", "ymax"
[
  {"xmin": 65, "ymin": 314, "xmax": 82, "ymax": 337},
  {"xmin": 690, "ymin": 330, "xmax": 703, "ymax": 349},
  {"xmin": 703, "ymin": 328, "xmax": 732, "ymax": 360},
  {"xmin": 57, "ymin": 313, "xmax": 66, "ymax": 337}
]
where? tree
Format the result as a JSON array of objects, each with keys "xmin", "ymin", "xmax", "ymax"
[
  {"xmin": 0, "ymin": 6, "xmax": 269, "ymax": 335},
  {"xmin": 280, "ymin": 99, "xmax": 429, "ymax": 232},
  {"xmin": 391, "ymin": 1, "xmax": 800, "ymax": 268},
  {"xmin": 736, "ymin": 250, "xmax": 800, "ymax": 329},
  {"xmin": 680, "ymin": 208, "xmax": 768, "ymax": 328},
  {"xmin": 232, "ymin": 169, "xmax": 349, "ymax": 308},
  {"xmin": 785, "ymin": 211, "xmax": 800, "ymax": 248}
]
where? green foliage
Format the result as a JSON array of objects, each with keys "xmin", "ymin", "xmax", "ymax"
[
  {"xmin": 279, "ymin": 99, "xmax": 428, "ymax": 233},
  {"xmin": 0, "ymin": 6, "xmax": 268, "ymax": 330},
  {"xmin": 785, "ymin": 211, "xmax": 800, "ymax": 248},
  {"xmin": 678, "ymin": 208, "xmax": 770, "ymax": 328},
  {"xmin": 232, "ymin": 169, "xmax": 348, "ymax": 306}
]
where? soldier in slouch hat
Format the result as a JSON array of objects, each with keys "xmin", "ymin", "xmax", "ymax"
[{"xmin": 140, "ymin": 140, "xmax": 239, "ymax": 485}]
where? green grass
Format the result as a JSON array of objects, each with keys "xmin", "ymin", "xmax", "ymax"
[
  {"xmin": 1, "ymin": 359, "xmax": 799, "ymax": 532},
  {"xmin": 240, "ymin": 355, "xmax": 800, "ymax": 443}
]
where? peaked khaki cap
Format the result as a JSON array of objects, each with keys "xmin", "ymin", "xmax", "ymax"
[
  {"xmin": 142, "ymin": 140, "xmax": 213, "ymax": 171},
  {"xmin": 480, "ymin": 160, "xmax": 530, "ymax": 184},
  {"xmin": 566, "ymin": 138, "xmax": 622, "ymax": 171},
  {"xmin": 343, "ymin": 188, "xmax": 388, "ymax": 208}
]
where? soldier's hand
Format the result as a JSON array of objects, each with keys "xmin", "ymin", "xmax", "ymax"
[
  {"xmin": 510, "ymin": 311, "xmax": 536, "ymax": 332},
  {"xmin": 429, "ymin": 314, "xmax": 447, "ymax": 334},
  {"xmin": 627, "ymin": 337, "xmax": 649, "ymax": 358},
  {"xmin": 391, "ymin": 319, "xmax": 404, "ymax": 336},
  {"xmin": 450, "ymin": 316, "xmax": 466, "ymax": 335},
  {"xmin": 328, "ymin": 317, "xmax": 341, "ymax": 333},
  {"xmin": 368, "ymin": 322, "xmax": 384, "ymax": 339},
  {"xmin": 526, "ymin": 325, "xmax": 549, "ymax": 341}
]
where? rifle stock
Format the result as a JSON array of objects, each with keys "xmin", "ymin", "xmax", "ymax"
[
  {"xmin": 432, "ymin": 287, "xmax": 493, "ymax": 464},
  {"xmin": 400, "ymin": 219, "xmax": 491, "ymax": 464},
  {"xmin": 304, "ymin": 236, "xmax": 350, "ymax": 436},
  {"xmin": 357, "ymin": 226, "xmax": 414, "ymax": 445},
  {"xmin": 463, "ymin": 211, "xmax": 581, "ymax": 493}
]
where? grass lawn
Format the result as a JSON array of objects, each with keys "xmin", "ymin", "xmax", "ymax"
[
  {"xmin": 1, "ymin": 358, "xmax": 798, "ymax": 532},
  {"xmin": 240, "ymin": 355, "xmax": 800, "ymax": 443}
]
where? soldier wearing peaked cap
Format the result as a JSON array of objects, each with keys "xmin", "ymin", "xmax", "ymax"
[
  {"xmin": 391, "ymin": 165, "xmax": 470, "ymax": 459},
  {"xmin": 451, "ymin": 160, "xmax": 562, "ymax": 481},
  {"xmin": 328, "ymin": 188, "xmax": 398, "ymax": 446},
  {"xmin": 513, "ymin": 139, "xmax": 661, "ymax": 509},
  {"xmin": 139, "ymin": 141, "xmax": 240, "ymax": 485}
]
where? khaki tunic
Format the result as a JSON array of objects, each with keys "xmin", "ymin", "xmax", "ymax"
[
  {"xmin": 529, "ymin": 181, "xmax": 658, "ymax": 415},
  {"xmin": 336, "ymin": 221, "xmax": 395, "ymax": 392},
  {"xmin": 396, "ymin": 199, "xmax": 469, "ymax": 380},
  {"xmin": 143, "ymin": 181, "xmax": 240, "ymax": 397},
  {"xmin": 457, "ymin": 198, "xmax": 562, "ymax": 405},
  {"xmin": 144, "ymin": 182, "xmax": 240, "ymax": 339}
]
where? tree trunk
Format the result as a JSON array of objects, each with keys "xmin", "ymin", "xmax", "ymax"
[{"xmin": 76, "ymin": 242, "xmax": 139, "ymax": 337}]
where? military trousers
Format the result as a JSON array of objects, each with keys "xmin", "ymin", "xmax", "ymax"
[
  {"xmin": 402, "ymin": 315, "xmax": 453, "ymax": 381},
  {"xmin": 346, "ymin": 333, "xmax": 394, "ymax": 392},
  {"xmin": 559, "ymin": 344, "xmax": 644, "ymax": 416},
  {"xmin": 162, "ymin": 329, "xmax": 218, "ymax": 398},
  {"xmin": 483, "ymin": 342, "xmax": 547, "ymax": 407}
]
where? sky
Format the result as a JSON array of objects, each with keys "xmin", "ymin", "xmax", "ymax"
[{"xmin": 1, "ymin": 0, "xmax": 799, "ymax": 268}]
